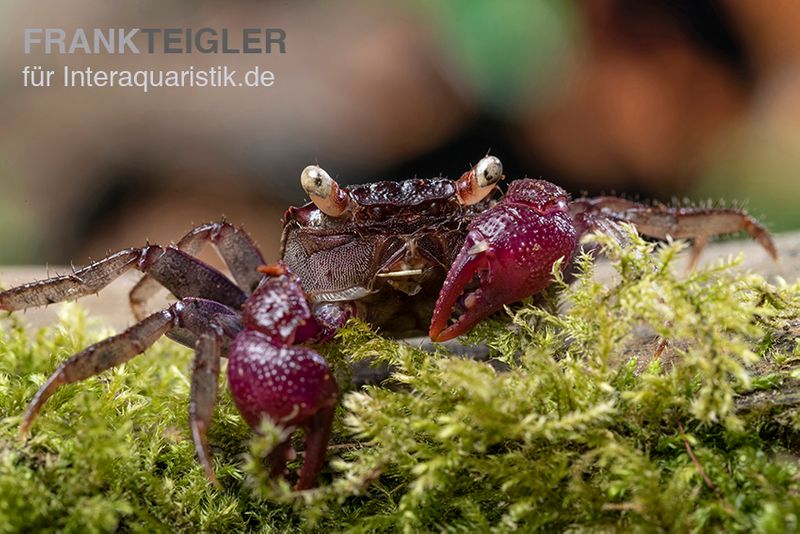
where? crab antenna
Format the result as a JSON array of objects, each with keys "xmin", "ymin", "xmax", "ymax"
[
  {"xmin": 301, "ymin": 165, "xmax": 353, "ymax": 217},
  {"xmin": 455, "ymin": 155, "xmax": 505, "ymax": 205}
]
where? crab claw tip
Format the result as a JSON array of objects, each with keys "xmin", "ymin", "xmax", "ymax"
[{"xmin": 429, "ymin": 231, "xmax": 497, "ymax": 342}]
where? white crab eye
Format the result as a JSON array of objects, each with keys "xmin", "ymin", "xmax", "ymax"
[
  {"xmin": 455, "ymin": 155, "xmax": 506, "ymax": 206},
  {"xmin": 475, "ymin": 156, "xmax": 503, "ymax": 188},
  {"xmin": 300, "ymin": 164, "xmax": 353, "ymax": 217},
  {"xmin": 301, "ymin": 165, "xmax": 334, "ymax": 198}
]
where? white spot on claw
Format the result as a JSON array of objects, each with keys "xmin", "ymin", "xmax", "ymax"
[{"xmin": 468, "ymin": 240, "xmax": 490, "ymax": 255}]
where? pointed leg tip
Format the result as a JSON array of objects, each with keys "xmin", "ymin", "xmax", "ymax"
[
  {"xmin": 197, "ymin": 452, "xmax": 220, "ymax": 488},
  {"xmin": 205, "ymin": 468, "xmax": 221, "ymax": 488},
  {"xmin": 744, "ymin": 218, "xmax": 779, "ymax": 261},
  {"xmin": 766, "ymin": 242, "xmax": 779, "ymax": 261},
  {"xmin": 293, "ymin": 405, "xmax": 337, "ymax": 491},
  {"xmin": 17, "ymin": 419, "xmax": 32, "ymax": 444},
  {"xmin": 756, "ymin": 231, "xmax": 779, "ymax": 261},
  {"xmin": 191, "ymin": 421, "xmax": 222, "ymax": 488},
  {"xmin": 18, "ymin": 405, "xmax": 41, "ymax": 443}
]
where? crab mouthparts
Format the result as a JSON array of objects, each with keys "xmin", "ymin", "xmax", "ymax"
[{"xmin": 429, "ymin": 247, "xmax": 499, "ymax": 342}]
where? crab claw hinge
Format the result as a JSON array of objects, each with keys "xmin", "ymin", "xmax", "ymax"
[
  {"xmin": 455, "ymin": 155, "xmax": 505, "ymax": 205},
  {"xmin": 301, "ymin": 165, "xmax": 353, "ymax": 217}
]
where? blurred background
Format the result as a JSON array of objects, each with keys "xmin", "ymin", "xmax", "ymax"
[{"xmin": 1, "ymin": 0, "xmax": 799, "ymax": 265}]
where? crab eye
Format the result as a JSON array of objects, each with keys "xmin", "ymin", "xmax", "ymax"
[
  {"xmin": 300, "ymin": 165, "xmax": 352, "ymax": 217},
  {"xmin": 455, "ymin": 155, "xmax": 506, "ymax": 205},
  {"xmin": 301, "ymin": 165, "xmax": 334, "ymax": 199},
  {"xmin": 475, "ymin": 156, "xmax": 503, "ymax": 188}
]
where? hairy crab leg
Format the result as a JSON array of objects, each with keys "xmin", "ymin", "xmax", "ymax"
[
  {"xmin": 17, "ymin": 298, "xmax": 240, "ymax": 484},
  {"xmin": 190, "ymin": 330, "xmax": 223, "ymax": 486},
  {"xmin": 619, "ymin": 207, "xmax": 776, "ymax": 258},
  {"xmin": 147, "ymin": 248, "xmax": 247, "ymax": 306},
  {"xmin": 0, "ymin": 249, "xmax": 142, "ymax": 311},
  {"xmin": 19, "ymin": 308, "xmax": 175, "ymax": 439},
  {"xmin": 179, "ymin": 222, "xmax": 266, "ymax": 293},
  {"xmin": 166, "ymin": 299, "xmax": 242, "ymax": 483},
  {"xmin": 0, "ymin": 246, "xmax": 246, "ymax": 314},
  {"xmin": 130, "ymin": 222, "xmax": 265, "ymax": 320},
  {"xmin": 130, "ymin": 277, "xmax": 175, "ymax": 322},
  {"xmin": 573, "ymin": 198, "xmax": 778, "ymax": 267},
  {"xmin": 569, "ymin": 196, "xmax": 642, "ymax": 215}
]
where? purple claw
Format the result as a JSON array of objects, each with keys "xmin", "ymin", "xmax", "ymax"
[
  {"xmin": 228, "ymin": 262, "xmax": 338, "ymax": 489},
  {"xmin": 228, "ymin": 331, "xmax": 338, "ymax": 430},
  {"xmin": 430, "ymin": 179, "xmax": 578, "ymax": 341},
  {"xmin": 243, "ymin": 262, "xmax": 322, "ymax": 345}
]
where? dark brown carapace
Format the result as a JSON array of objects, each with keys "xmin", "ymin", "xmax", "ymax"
[{"xmin": 282, "ymin": 177, "xmax": 498, "ymax": 336}]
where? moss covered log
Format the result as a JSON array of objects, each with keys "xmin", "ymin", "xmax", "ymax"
[{"xmin": 1, "ymin": 229, "xmax": 800, "ymax": 532}]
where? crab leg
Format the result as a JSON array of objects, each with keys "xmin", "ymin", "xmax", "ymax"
[
  {"xmin": 17, "ymin": 297, "xmax": 240, "ymax": 481},
  {"xmin": 130, "ymin": 222, "xmax": 265, "ymax": 320},
  {"xmin": 190, "ymin": 330, "xmax": 223, "ymax": 486},
  {"xmin": 570, "ymin": 196, "xmax": 642, "ymax": 215},
  {"xmin": 145, "ymin": 248, "xmax": 247, "ymax": 306},
  {"xmin": 573, "ymin": 198, "xmax": 778, "ymax": 267},
  {"xmin": 18, "ymin": 307, "xmax": 176, "ymax": 439},
  {"xmin": 0, "ymin": 246, "xmax": 246, "ymax": 314},
  {"xmin": 178, "ymin": 222, "xmax": 266, "ymax": 293},
  {"xmin": 0, "ymin": 249, "xmax": 142, "ymax": 311},
  {"xmin": 616, "ymin": 207, "xmax": 776, "ymax": 258},
  {"xmin": 296, "ymin": 403, "xmax": 337, "ymax": 490}
]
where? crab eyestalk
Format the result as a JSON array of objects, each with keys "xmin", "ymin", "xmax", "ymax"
[
  {"xmin": 301, "ymin": 165, "xmax": 352, "ymax": 217},
  {"xmin": 455, "ymin": 155, "xmax": 505, "ymax": 205}
]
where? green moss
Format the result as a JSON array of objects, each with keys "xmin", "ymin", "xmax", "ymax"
[{"xmin": 2, "ymin": 228, "xmax": 800, "ymax": 532}]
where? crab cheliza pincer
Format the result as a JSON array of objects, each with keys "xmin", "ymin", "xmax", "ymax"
[{"xmin": 0, "ymin": 156, "xmax": 777, "ymax": 489}]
